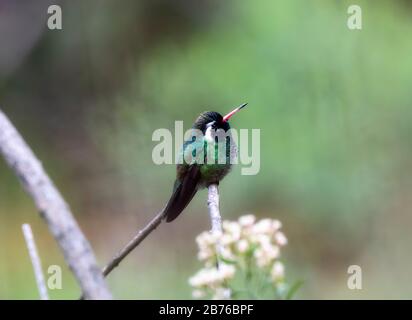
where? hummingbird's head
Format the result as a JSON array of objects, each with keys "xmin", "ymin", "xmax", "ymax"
[{"xmin": 193, "ymin": 103, "xmax": 247, "ymax": 133}]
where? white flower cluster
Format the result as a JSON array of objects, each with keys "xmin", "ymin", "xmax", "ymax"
[{"xmin": 189, "ymin": 214, "xmax": 287, "ymax": 299}]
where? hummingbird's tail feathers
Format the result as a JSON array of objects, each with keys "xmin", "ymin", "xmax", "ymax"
[{"xmin": 164, "ymin": 166, "xmax": 200, "ymax": 222}]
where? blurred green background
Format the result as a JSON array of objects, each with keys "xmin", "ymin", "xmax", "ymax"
[{"xmin": 1, "ymin": 0, "xmax": 412, "ymax": 299}]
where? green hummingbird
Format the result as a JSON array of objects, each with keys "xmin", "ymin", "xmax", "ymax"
[{"xmin": 164, "ymin": 103, "xmax": 248, "ymax": 222}]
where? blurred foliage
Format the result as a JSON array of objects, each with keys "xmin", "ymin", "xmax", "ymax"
[
  {"xmin": 102, "ymin": 0, "xmax": 412, "ymax": 225},
  {"xmin": 1, "ymin": 0, "xmax": 412, "ymax": 299}
]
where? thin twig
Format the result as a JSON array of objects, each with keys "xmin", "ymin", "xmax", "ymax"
[
  {"xmin": 94, "ymin": 185, "xmax": 223, "ymax": 290},
  {"xmin": 97, "ymin": 185, "xmax": 222, "ymax": 280},
  {"xmin": 207, "ymin": 183, "xmax": 231, "ymax": 299},
  {"xmin": 98, "ymin": 185, "xmax": 227, "ymax": 297},
  {"xmin": 102, "ymin": 210, "xmax": 166, "ymax": 277},
  {"xmin": 207, "ymin": 184, "xmax": 223, "ymax": 235},
  {"xmin": 79, "ymin": 210, "xmax": 166, "ymax": 299},
  {"xmin": 22, "ymin": 223, "xmax": 49, "ymax": 300},
  {"xmin": 207, "ymin": 184, "xmax": 224, "ymax": 262},
  {"xmin": 0, "ymin": 109, "xmax": 112, "ymax": 300}
]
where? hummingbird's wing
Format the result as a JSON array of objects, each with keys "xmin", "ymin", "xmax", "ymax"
[{"xmin": 164, "ymin": 165, "xmax": 201, "ymax": 222}]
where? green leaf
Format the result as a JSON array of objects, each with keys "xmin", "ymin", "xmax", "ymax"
[
  {"xmin": 245, "ymin": 243, "xmax": 259, "ymax": 257},
  {"xmin": 285, "ymin": 280, "xmax": 304, "ymax": 300},
  {"xmin": 218, "ymin": 256, "xmax": 238, "ymax": 265}
]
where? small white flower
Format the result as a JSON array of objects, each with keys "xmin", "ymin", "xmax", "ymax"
[
  {"xmin": 265, "ymin": 244, "xmax": 280, "ymax": 260},
  {"xmin": 238, "ymin": 214, "xmax": 256, "ymax": 227},
  {"xmin": 197, "ymin": 231, "xmax": 222, "ymax": 246},
  {"xmin": 189, "ymin": 269, "xmax": 208, "ymax": 287},
  {"xmin": 219, "ymin": 246, "xmax": 235, "ymax": 261},
  {"xmin": 212, "ymin": 287, "xmax": 231, "ymax": 299},
  {"xmin": 221, "ymin": 233, "xmax": 235, "ymax": 245},
  {"xmin": 196, "ymin": 232, "xmax": 210, "ymax": 246},
  {"xmin": 206, "ymin": 268, "xmax": 222, "ymax": 286},
  {"xmin": 254, "ymin": 248, "xmax": 271, "ymax": 267},
  {"xmin": 255, "ymin": 234, "xmax": 271, "ymax": 247},
  {"xmin": 274, "ymin": 231, "xmax": 288, "ymax": 246},
  {"xmin": 223, "ymin": 221, "xmax": 241, "ymax": 240},
  {"xmin": 197, "ymin": 247, "xmax": 214, "ymax": 261},
  {"xmin": 271, "ymin": 261, "xmax": 285, "ymax": 282},
  {"xmin": 189, "ymin": 263, "xmax": 236, "ymax": 290},
  {"xmin": 272, "ymin": 219, "xmax": 282, "ymax": 231},
  {"xmin": 192, "ymin": 289, "xmax": 205, "ymax": 298},
  {"xmin": 236, "ymin": 239, "xmax": 249, "ymax": 253},
  {"xmin": 192, "ymin": 268, "xmax": 218, "ymax": 287},
  {"xmin": 252, "ymin": 218, "xmax": 273, "ymax": 234},
  {"xmin": 218, "ymin": 263, "xmax": 236, "ymax": 280}
]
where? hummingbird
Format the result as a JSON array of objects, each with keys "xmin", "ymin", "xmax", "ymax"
[{"xmin": 163, "ymin": 103, "xmax": 248, "ymax": 222}]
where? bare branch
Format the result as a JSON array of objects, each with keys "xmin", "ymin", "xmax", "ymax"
[
  {"xmin": 0, "ymin": 109, "xmax": 112, "ymax": 300},
  {"xmin": 207, "ymin": 184, "xmax": 222, "ymax": 235},
  {"xmin": 102, "ymin": 210, "xmax": 165, "ymax": 277},
  {"xmin": 207, "ymin": 183, "xmax": 231, "ymax": 299},
  {"xmin": 99, "ymin": 185, "xmax": 225, "ymax": 281},
  {"xmin": 78, "ymin": 210, "xmax": 165, "ymax": 299},
  {"xmin": 98, "ymin": 185, "xmax": 225, "ymax": 279},
  {"xmin": 96, "ymin": 185, "xmax": 224, "ymax": 286},
  {"xmin": 22, "ymin": 223, "xmax": 49, "ymax": 300}
]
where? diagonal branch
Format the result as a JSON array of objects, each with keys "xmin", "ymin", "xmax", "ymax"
[
  {"xmin": 99, "ymin": 185, "xmax": 225, "ymax": 281},
  {"xmin": 0, "ymin": 109, "xmax": 112, "ymax": 300},
  {"xmin": 78, "ymin": 210, "xmax": 165, "ymax": 299},
  {"xmin": 101, "ymin": 210, "xmax": 166, "ymax": 277}
]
